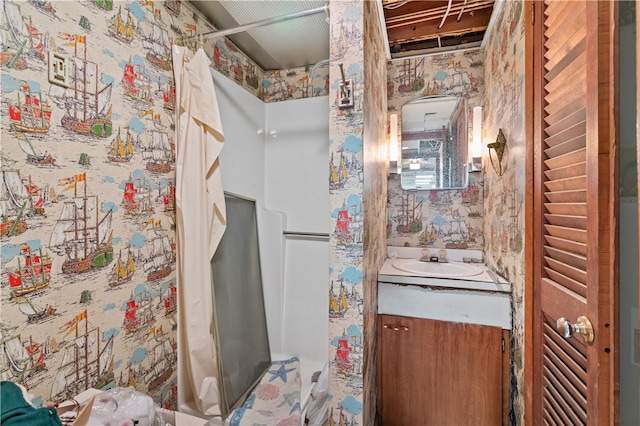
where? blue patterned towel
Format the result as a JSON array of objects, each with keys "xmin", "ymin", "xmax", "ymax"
[{"xmin": 227, "ymin": 357, "xmax": 301, "ymax": 426}]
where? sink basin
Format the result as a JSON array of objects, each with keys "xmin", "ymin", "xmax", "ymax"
[{"xmin": 392, "ymin": 259, "xmax": 484, "ymax": 278}]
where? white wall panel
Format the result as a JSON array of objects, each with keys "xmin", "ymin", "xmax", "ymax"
[
  {"xmin": 212, "ymin": 69, "xmax": 266, "ymax": 201},
  {"xmin": 264, "ymin": 97, "xmax": 329, "ymax": 234},
  {"xmin": 281, "ymin": 237, "xmax": 329, "ymax": 396},
  {"xmin": 211, "ymin": 69, "xmax": 285, "ymax": 354},
  {"xmin": 265, "ymin": 96, "xmax": 330, "ymax": 397},
  {"xmin": 212, "ymin": 69, "xmax": 329, "ymax": 390}
]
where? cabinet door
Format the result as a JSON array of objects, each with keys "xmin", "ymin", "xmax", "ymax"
[{"xmin": 378, "ymin": 314, "xmax": 503, "ymax": 426}]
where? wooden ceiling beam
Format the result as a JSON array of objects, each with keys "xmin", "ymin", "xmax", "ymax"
[
  {"xmin": 385, "ymin": 1, "xmax": 494, "ymax": 28},
  {"xmin": 386, "ymin": 6, "xmax": 493, "ymax": 44}
]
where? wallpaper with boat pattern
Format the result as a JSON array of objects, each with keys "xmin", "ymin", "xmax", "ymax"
[
  {"xmin": 1, "ymin": 0, "xmax": 523, "ymax": 421},
  {"xmin": 326, "ymin": 5, "xmax": 490, "ymax": 424},
  {"xmin": 385, "ymin": 51, "xmax": 485, "ymax": 251},
  {"xmin": 0, "ymin": 0, "xmax": 327, "ymax": 410},
  {"xmin": 481, "ymin": 1, "xmax": 526, "ymax": 422},
  {"xmin": 0, "ymin": 0, "xmax": 202, "ymax": 409},
  {"xmin": 326, "ymin": 1, "xmax": 367, "ymax": 423}
]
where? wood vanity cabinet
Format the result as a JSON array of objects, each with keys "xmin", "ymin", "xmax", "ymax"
[{"xmin": 377, "ymin": 314, "xmax": 509, "ymax": 426}]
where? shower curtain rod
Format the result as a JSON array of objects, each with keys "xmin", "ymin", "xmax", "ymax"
[{"xmin": 185, "ymin": 5, "xmax": 328, "ymax": 42}]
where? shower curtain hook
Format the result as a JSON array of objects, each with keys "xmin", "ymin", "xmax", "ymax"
[{"xmin": 198, "ymin": 34, "xmax": 204, "ymax": 50}]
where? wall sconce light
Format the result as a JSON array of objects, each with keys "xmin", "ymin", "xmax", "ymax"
[
  {"xmin": 389, "ymin": 113, "xmax": 400, "ymax": 174},
  {"xmin": 468, "ymin": 106, "xmax": 483, "ymax": 172},
  {"xmin": 487, "ymin": 128, "xmax": 507, "ymax": 176}
]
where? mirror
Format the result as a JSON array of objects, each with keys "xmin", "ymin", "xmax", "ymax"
[{"xmin": 400, "ymin": 96, "xmax": 468, "ymax": 190}]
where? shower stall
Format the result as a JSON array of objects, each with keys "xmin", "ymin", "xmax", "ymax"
[{"xmin": 177, "ymin": 65, "xmax": 329, "ymax": 417}]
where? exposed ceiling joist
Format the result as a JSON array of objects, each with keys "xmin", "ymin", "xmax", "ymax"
[
  {"xmin": 188, "ymin": 0, "xmax": 496, "ymax": 71},
  {"xmin": 383, "ymin": 0, "xmax": 495, "ymax": 58}
]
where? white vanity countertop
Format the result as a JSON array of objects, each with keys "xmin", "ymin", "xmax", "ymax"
[
  {"xmin": 378, "ymin": 246, "xmax": 511, "ymax": 293},
  {"xmin": 378, "ymin": 247, "xmax": 512, "ymax": 329}
]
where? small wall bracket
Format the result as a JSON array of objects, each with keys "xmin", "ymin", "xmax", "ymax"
[
  {"xmin": 338, "ymin": 79, "xmax": 354, "ymax": 108},
  {"xmin": 337, "ymin": 63, "xmax": 353, "ymax": 109}
]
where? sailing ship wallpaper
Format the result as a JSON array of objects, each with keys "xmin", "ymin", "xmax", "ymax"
[
  {"xmin": 383, "ymin": 2, "xmax": 527, "ymax": 419},
  {"xmin": 0, "ymin": 0, "xmax": 525, "ymax": 422},
  {"xmin": 479, "ymin": 1, "xmax": 527, "ymax": 421},
  {"xmin": 0, "ymin": 0, "xmax": 329, "ymax": 410},
  {"xmin": 325, "ymin": 2, "xmax": 526, "ymax": 423},
  {"xmin": 385, "ymin": 51, "xmax": 485, "ymax": 250},
  {"xmin": 326, "ymin": 2, "xmax": 389, "ymax": 424},
  {"xmin": 0, "ymin": 0, "xmax": 205, "ymax": 409}
]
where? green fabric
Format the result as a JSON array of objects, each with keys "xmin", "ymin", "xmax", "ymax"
[{"xmin": 1, "ymin": 381, "xmax": 63, "ymax": 426}]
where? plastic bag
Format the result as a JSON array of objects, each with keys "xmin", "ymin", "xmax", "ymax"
[
  {"xmin": 305, "ymin": 363, "xmax": 329, "ymax": 426},
  {"xmin": 86, "ymin": 387, "xmax": 165, "ymax": 426}
]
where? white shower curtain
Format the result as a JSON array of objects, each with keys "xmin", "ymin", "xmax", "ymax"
[{"xmin": 172, "ymin": 44, "xmax": 226, "ymax": 417}]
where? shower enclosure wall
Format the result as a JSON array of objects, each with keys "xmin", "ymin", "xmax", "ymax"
[{"xmin": 177, "ymin": 67, "xmax": 329, "ymax": 413}]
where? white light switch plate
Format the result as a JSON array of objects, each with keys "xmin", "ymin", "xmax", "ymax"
[{"xmin": 48, "ymin": 51, "xmax": 70, "ymax": 88}]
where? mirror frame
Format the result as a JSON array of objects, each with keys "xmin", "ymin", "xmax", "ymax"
[{"xmin": 399, "ymin": 95, "xmax": 469, "ymax": 190}]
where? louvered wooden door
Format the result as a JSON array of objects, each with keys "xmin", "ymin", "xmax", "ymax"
[{"xmin": 532, "ymin": 1, "xmax": 616, "ymax": 424}]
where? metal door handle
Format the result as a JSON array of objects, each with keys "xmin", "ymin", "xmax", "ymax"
[{"xmin": 556, "ymin": 316, "xmax": 594, "ymax": 344}]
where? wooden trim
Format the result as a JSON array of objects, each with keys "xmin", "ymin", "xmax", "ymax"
[
  {"xmin": 376, "ymin": 315, "xmax": 383, "ymax": 425},
  {"xmin": 637, "ymin": 0, "xmax": 640, "ymax": 398},
  {"xmin": 591, "ymin": 1, "xmax": 618, "ymax": 424},
  {"xmin": 502, "ymin": 329, "xmax": 511, "ymax": 426},
  {"xmin": 584, "ymin": 2, "xmax": 604, "ymax": 423},
  {"xmin": 523, "ymin": 1, "xmax": 536, "ymax": 425},
  {"xmin": 604, "ymin": 1, "xmax": 619, "ymax": 424},
  {"xmin": 530, "ymin": 0, "xmax": 545, "ymax": 423}
]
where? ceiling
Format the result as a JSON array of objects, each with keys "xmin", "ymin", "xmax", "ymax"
[
  {"xmin": 382, "ymin": 0, "xmax": 496, "ymax": 58},
  {"xmin": 188, "ymin": 0, "xmax": 330, "ymax": 70},
  {"xmin": 187, "ymin": 0, "xmax": 496, "ymax": 71}
]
